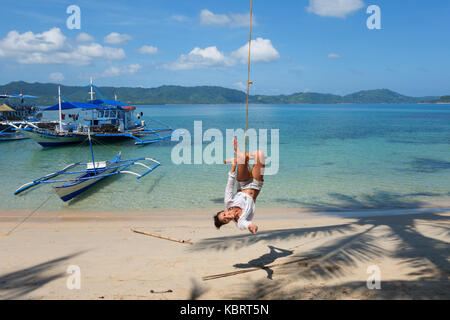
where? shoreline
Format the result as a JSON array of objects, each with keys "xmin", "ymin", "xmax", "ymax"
[{"xmin": 1, "ymin": 199, "xmax": 449, "ymax": 219}]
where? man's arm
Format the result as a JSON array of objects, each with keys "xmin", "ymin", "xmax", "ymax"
[{"xmin": 237, "ymin": 219, "xmax": 258, "ymax": 234}]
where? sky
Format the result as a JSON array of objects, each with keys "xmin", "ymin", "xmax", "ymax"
[{"xmin": 0, "ymin": 0, "xmax": 449, "ymax": 97}]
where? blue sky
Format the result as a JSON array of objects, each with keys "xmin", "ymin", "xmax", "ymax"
[{"xmin": 0, "ymin": 0, "xmax": 449, "ymax": 96}]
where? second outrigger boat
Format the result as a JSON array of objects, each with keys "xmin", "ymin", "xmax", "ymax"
[{"xmin": 0, "ymin": 91, "xmax": 42, "ymax": 141}]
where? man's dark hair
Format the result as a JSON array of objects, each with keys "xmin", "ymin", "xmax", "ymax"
[{"xmin": 214, "ymin": 210, "xmax": 225, "ymax": 229}]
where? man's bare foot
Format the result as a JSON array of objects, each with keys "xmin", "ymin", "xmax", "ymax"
[
  {"xmin": 224, "ymin": 157, "xmax": 237, "ymax": 164},
  {"xmin": 233, "ymin": 138, "xmax": 247, "ymax": 164}
]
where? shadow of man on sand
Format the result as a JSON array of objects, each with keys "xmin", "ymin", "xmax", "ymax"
[{"xmin": 233, "ymin": 245, "xmax": 293, "ymax": 280}]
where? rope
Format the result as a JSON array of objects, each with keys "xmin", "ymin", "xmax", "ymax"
[
  {"xmin": 244, "ymin": 0, "xmax": 253, "ymax": 155},
  {"xmin": 147, "ymin": 117, "xmax": 173, "ymax": 130},
  {"xmin": 90, "ymin": 135, "xmax": 121, "ymax": 154},
  {"xmin": 5, "ymin": 194, "xmax": 52, "ymax": 236},
  {"xmin": 66, "ymin": 135, "xmax": 91, "ymax": 161},
  {"xmin": 92, "ymin": 85, "xmax": 106, "ymax": 100},
  {"xmin": 63, "ymin": 85, "xmax": 90, "ymax": 100}
]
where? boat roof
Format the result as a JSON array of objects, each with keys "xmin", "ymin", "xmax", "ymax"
[
  {"xmin": 91, "ymin": 99, "xmax": 127, "ymax": 106},
  {"xmin": 44, "ymin": 101, "xmax": 136, "ymax": 111},
  {"xmin": 44, "ymin": 101, "xmax": 108, "ymax": 111}
]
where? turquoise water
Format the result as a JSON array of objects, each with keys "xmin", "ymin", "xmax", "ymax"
[{"xmin": 0, "ymin": 104, "xmax": 449, "ymax": 212}]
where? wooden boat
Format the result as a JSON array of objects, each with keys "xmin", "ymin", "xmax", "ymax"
[
  {"xmin": 14, "ymin": 132, "xmax": 161, "ymax": 202},
  {"xmin": 0, "ymin": 91, "xmax": 40, "ymax": 141},
  {"xmin": 19, "ymin": 81, "xmax": 173, "ymax": 147},
  {"xmin": 0, "ymin": 125, "xmax": 29, "ymax": 141}
]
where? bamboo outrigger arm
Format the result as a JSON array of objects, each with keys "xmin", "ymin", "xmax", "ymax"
[
  {"xmin": 14, "ymin": 162, "xmax": 80, "ymax": 195},
  {"xmin": 120, "ymin": 158, "xmax": 161, "ymax": 179}
]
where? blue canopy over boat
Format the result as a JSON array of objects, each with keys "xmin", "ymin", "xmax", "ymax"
[
  {"xmin": 44, "ymin": 101, "xmax": 106, "ymax": 111},
  {"xmin": 91, "ymin": 99, "xmax": 127, "ymax": 106}
]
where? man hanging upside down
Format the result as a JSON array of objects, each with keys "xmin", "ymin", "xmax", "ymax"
[{"xmin": 214, "ymin": 138, "xmax": 265, "ymax": 234}]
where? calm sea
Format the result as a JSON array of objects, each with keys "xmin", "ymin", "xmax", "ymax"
[{"xmin": 0, "ymin": 104, "xmax": 449, "ymax": 212}]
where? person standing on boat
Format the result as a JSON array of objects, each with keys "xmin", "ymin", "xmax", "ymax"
[{"xmin": 213, "ymin": 138, "xmax": 265, "ymax": 234}]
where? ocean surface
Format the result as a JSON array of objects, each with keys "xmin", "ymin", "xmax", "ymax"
[{"xmin": 0, "ymin": 104, "xmax": 449, "ymax": 212}]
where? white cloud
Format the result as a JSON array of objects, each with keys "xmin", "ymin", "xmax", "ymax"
[
  {"xmin": 228, "ymin": 13, "xmax": 254, "ymax": 28},
  {"xmin": 307, "ymin": 0, "xmax": 365, "ymax": 18},
  {"xmin": 1, "ymin": 28, "xmax": 65, "ymax": 53},
  {"xmin": 164, "ymin": 38, "xmax": 279, "ymax": 71},
  {"xmin": 76, "ymin": 32, "xmax": 94, "ymax": 42},
  {"xmin": 328, "ymin": 53, "xmax": 342, "ymax": 59},
  {"xmin": 101, "ymin": 64, "xmax": 142, "ymax": 77},
  {"xmin": 77, "ymin": 43, "xmax": 126, "ymax": 60},
  {"xmin": 104, "ymin": 32, "xmax": 132, "ymax": 45},
  {"xmin": 200, "ymin": 9, "xmax": 230, "ymax": 25},
  {"xmin": 200, "ymin": 9, "xmax": 256, "ymax": 28},
  {"xmin": 171, "ymin": 14, "xmax": 190, "ymax": 22},
  {"xmin": 0, "ymin": 28, "xmax": 125, "ymax": 66},
  {"xmin": 49, "ymin": 72, "xmax": 64, "ymax": 81},
  {"xmin": 231, "ymin": 38, "xmax": 280, "ymax": 63},
  {"xmin": 138, "ymin": 45, "xmax": 158, "ymax": 55},
  {"xmin": 164, "ymin": 46, "xmax": 233, "ymax": 70}
]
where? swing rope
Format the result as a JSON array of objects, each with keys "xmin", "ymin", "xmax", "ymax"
[{"xmin": 244, "ymin": 0, "xmax": 253, "ymax": 156}]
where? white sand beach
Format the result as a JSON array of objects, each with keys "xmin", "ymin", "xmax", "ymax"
[{"xmin": 0, "ymin": 205, "xmax": 449, "ymax": 300}]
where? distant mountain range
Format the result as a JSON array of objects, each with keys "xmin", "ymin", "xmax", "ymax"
[{"xmin": 0, "ymin": 81, "xmax": 444, "ymax": 106}]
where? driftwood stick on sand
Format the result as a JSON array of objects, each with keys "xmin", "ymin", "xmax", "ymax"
[
  {"xmin": 150, "ymin": 289, "xmax": 173, "ymax": 294},
  {"xmin": 131, "ymin": 228, "xmax": 193, "ymax": 245},
  {"xmin": 202, "ymin": 255, "xmax": 321, "ymax": 281}
]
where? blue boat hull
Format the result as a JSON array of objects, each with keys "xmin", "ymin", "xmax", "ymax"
[{"xmin": 21, "ymin": 129, "xmax": 145, "ymax": 147}]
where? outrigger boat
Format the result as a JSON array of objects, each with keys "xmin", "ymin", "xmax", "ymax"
[
  {"xmin": 14, "ymin": 131, "xmax": 161, "ymax": 202},
  {"xmin": 0, "ymin": 91, "xmax": 42, "ymax": 141},
  {"xmin": 16, "ymin": 80, "xmax": 174, "ymax": 147}
]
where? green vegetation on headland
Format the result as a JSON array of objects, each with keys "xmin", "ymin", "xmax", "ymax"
[
  {"xmin": 251, "ymin": 89, "xmax": 438, "ymax": 104},
  {"xmin": 425, "ymin": 96, "xmax": 450, "ymax": 103},
  {"xmin": 0, "ymin": 81, "xmax": 442, "ymax": 106}
]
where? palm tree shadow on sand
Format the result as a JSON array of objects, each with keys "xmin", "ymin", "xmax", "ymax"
[
  {"xmin": 275, "ymin": 190, "xmax": 443, "ymax": 212},
  {"xmin": 0, "ymin": 251, "xmax": 87, "ymax": 300},
  {"xmin": 192, "ymin": 190, "xmax": 450, "ymax": 299},
  {"xmin": 229, "ymin": 212, "xmax": 450, "ymax": 299}
]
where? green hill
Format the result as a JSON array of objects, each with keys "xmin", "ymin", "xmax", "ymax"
[
  {"xmin": 427, "ymin": 95, "xmax": 450, "ymax": 103},
  {"xmin": 0, "ymin": 81, "xmax": 440, "ymax": 106},
  {"xmin": 250, "ymin": 92, "xmax": 343, "ymax": 104},
  {"xmin": 341, "ymin": 89, "xmax": 423, "ymax": 104},
  {"xmin": 251, "ymin": 89, "xmax": 432, "ymax": 104},
  {"xmin": 0, "ymin": 81, "xmax": 247, "ymax": 106}
]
